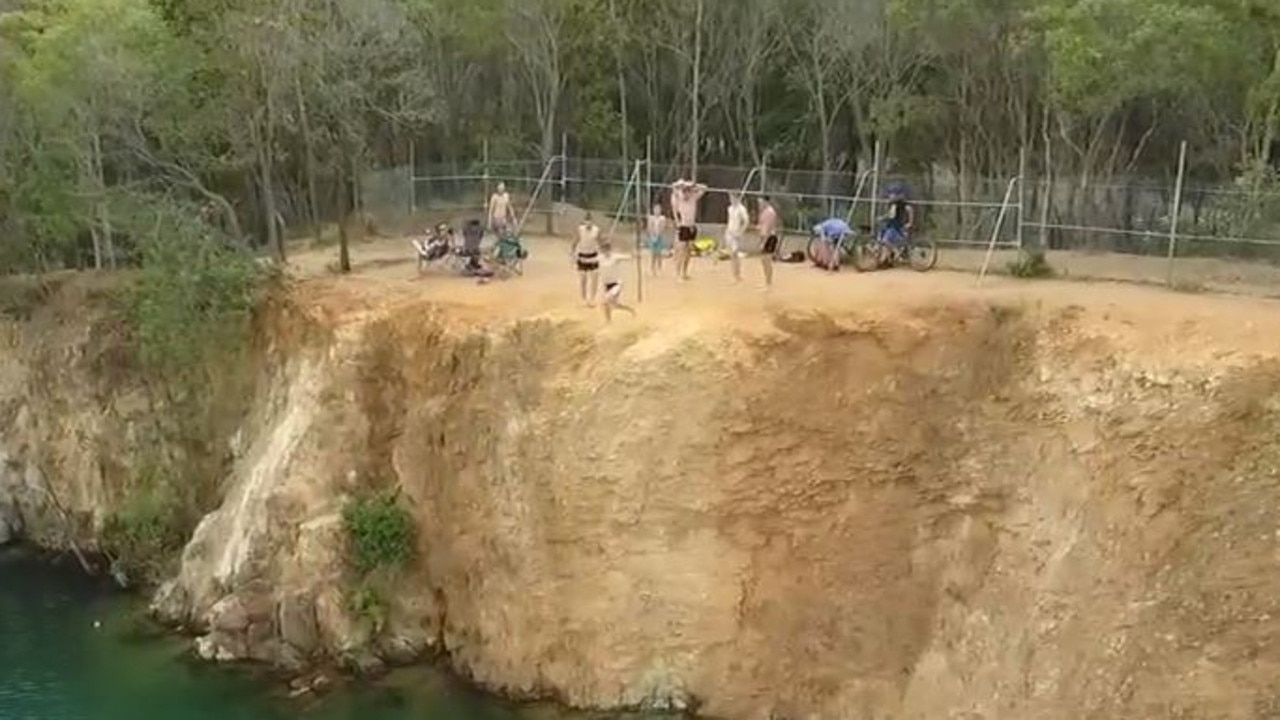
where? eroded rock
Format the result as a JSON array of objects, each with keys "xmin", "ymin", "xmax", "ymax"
[{"xmin": 0, "ymin": 502, "xmax": 20, "ymax": 546}]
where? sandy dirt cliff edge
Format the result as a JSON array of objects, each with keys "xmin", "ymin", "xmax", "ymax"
[{"xmin": 3, "ymin": 274, "xmax": 1280, "ymax": 719}]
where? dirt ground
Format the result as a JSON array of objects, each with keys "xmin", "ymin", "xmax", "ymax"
[{"xmin": 288, "ymin": 233, "xmax": 1280, "ymax": 362}]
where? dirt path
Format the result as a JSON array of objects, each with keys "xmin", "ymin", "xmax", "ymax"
[{"xmin": 290, "ymin": 235, "xmax": 1280, "ymax": 366}]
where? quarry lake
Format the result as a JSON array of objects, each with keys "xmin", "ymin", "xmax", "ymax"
[{"xmin": 0, "ymin": 550, "xmax": 643, "ymax": 720}]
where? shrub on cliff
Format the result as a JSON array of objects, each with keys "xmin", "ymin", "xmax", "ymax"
[
  {"xmin": 342, "ymin": 491, "xmax": 416, "ymax": 574},
  {"xmin": 101, "ymin": 479, "xmax": 187, "ymax": 583},
  {"xmin": 129, "ymin": 210, "xmax": 263, "ymax": 381}
]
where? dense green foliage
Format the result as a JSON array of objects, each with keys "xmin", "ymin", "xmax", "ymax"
[
  {"xmin": 4, "ymin": 0, "xmax": 1280, "ymax": 269},
  {"xmin": 342, "ymin": 491, "xmax": 417, "ymax": 575}
]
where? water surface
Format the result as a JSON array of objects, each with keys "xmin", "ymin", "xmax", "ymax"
[{"xmin": 0, "ymin": 550, "xmax": 643, "ymax": 720}]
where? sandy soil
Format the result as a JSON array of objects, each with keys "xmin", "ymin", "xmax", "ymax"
[{"xmin": 289, "ymin": 234, "xmax": 1280, "ymax": 365}]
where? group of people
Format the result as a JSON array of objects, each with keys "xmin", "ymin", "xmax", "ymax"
[
  {"xmin": 567, "ymin": 177, "xmax": 788, "ymax": 322},
  {"xmin": 634, "ymin": 179, "xmax": 784, "ymax": 286},
  {"xmin": 567, "ymin": 177, "xmax": 919, "ymax": 315},
  {"xmin": 442, "ymin": 176, "xmax": 916, "ymax": 322}
]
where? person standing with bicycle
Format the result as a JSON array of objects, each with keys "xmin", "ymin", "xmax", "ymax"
[{"xmin": 879, "ymin": 184, "xmax": 915, "ymax": 257}]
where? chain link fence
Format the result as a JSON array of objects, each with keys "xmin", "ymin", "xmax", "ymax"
[{"xmin": 362, "ymin": 155, "xmax": 1280, "ymax": 295}]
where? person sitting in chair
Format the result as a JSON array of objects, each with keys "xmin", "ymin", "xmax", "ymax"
[
  {"xmin": 461, "ymin": 219, "xmax": 486, "ymax": 274},
  {"xmin": 414, "ymin": 223, "xmax": 453, "ymax": 274}
]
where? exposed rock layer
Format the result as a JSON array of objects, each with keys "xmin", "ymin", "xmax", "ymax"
[{"xmin": 5, "ymin": 279, "xmax": 1280, "ymax": 719}]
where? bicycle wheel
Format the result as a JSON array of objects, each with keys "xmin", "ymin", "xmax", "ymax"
[
  {"xmin": 851, "ymin": 239, "xmax": 882, "ymax": 273},
  {"xmin": 805, "ymin": 236, "xmax": 823, "ymax": 265},
  {"xmin": 906, "ymin": 239, "xmax": 938, "ymax": 272}
]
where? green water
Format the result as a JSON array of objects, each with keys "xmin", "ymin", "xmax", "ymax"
[{"xmin": 0, "ymin": 550, "xmax": 640, "ymax": 720}]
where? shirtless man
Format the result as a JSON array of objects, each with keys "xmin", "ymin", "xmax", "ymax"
[
  {"xmin": 756, "ymin": 196, "xmax": 780, "ymax": 289},
  {"xmin": 671, "ymin": 178, "xmax": 707, "ymax": 281},
  {"xmin": 723, "ymin": 192, "xmax": 750, "ymax": 283},
  {"xmin": 570, "ymin": 212, "xmax": 602, "ymax": 306},
  {"xmin": 487, "ymin": 182, "xmax": 514, "ymax": 236},
  {"xmin": 646, "ymin": 203, "xmax": 669, "ymax": 276}
]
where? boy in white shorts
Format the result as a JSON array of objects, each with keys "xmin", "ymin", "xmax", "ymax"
[
  {"xmin": 599, "ymin": 245, "xmax": 636, "ymax": 323},
  {"xmin": 724, "ymin": 192, "xmax": 750, "ymax": 283}
]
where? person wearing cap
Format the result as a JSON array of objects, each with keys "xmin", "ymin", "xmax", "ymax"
[{"xmin": 879, "ymin": 184, "xmax": 915, "ymax": 250}]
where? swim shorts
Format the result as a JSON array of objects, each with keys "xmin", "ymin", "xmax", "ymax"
[
  {"xmin": 677, "ymin": 225, "xmax": 697, "ymax": 243},
  {"xmin": 762, "ymin": 234, "xmax": 780, "ymax": 255},
  {"xmin": 603, "ymin": 281, "xmax": 621, "ymax": 301},
  {"xmin": 576, "ymin": 251, "xmax": 599, "ymax": 272}
]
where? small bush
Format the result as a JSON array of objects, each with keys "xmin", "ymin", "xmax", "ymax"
[
  {"xmin": 349, "ymin": 583, "xmax": 389, "ymax": 635},
  {"xmin": 342, "ymin": 491, "xmax": 416, "ymax": 574},
  {"xmin": 101, "ymin": 488, "xmax": 187, "ymax": 582},
  {"xmin": 1170, "ymin": 277, "xmax": 1206, "ymax": 293},
  {"xmin": 1006, "ymin": 249, "xmax": 1054, "ymax": 279}
]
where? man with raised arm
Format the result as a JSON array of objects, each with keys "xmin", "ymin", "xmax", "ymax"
[
  {"xmin": 671, "ymin": 178, "xmax": 707, "ymax": 281},
  {"xmin": 487, "ymin": 182, "xmax": 514, "ymax": 236}
]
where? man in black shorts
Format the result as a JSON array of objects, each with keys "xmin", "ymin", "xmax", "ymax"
[
  {"xmin": 756, "ymin": 195, "xmax": 780, "ymax": 289},
  {"xmin": 671, "ymin": 178, "xmax": 707, "ymax": 281}
]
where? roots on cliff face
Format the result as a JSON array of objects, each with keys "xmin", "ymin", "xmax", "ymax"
[{"xmin": 8, "ymin": 280, "xmax": 1280, "ymax": 719}]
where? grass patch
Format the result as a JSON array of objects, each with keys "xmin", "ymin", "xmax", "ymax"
[
  {"xmin": 342, "ymin": 490, "xmax": 416, "ymax": 638},
  {"xmin": 342, "ymin": 490, "xmax": 416, "ymax": 574},
  {"xmin": 100, "ymin": 465, "xmax": 188, "ymax": 583},
  {"xmin": 1006, "ymin": 249, "xmax": 1055, "ymax": 279},
  {"xmin": 1169, "ymin": 277, "xmax": 1206, "ymax": 293}
]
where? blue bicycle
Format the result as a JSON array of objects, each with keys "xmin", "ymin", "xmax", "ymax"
[{"xmin": 850, "ymin": 221, "xmax": 937, "ymax": 272}]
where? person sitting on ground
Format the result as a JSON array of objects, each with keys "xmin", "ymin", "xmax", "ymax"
[
  {"xmin": 598, "ymin": 244, "xmax": 636, "ymax": 323},
  {"xmin": 813, "ymin": 216, "xmax": 853, "ymax": 271},
  {"xmin": 880, "ymin": 185, "xmax": 915, "ymax": 251}
]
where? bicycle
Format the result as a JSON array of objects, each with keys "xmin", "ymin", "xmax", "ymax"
[
  {"xmin": 850, "ymin": 223, "xmax": 937, "ymax": 273},
  {"xmin": 805, "ymin": 224, "xmax": 872, "ymax": 269}
]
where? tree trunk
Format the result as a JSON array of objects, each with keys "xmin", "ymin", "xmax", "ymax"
[
  {"xmin": 337, "ymin": 147, "xmax": 352, "ymax": 273},
  {"xmin": 296, "ymin": 76, "xmax": 322, "ymax": 241}
]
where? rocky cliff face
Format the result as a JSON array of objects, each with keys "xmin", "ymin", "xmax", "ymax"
[{"xmin": 5, "ymin": 276, "xmax": 1280, "ymax": 719}]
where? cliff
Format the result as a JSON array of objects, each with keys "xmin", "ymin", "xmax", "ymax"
[{"xmin": 4, "ymin": 267, "xmax": 1280, "ymax": 719}]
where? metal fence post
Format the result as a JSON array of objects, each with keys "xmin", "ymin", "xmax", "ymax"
[
  {"xmin": 1166, "ymin": 140, "xmax": 1188, "ymax": 286},
  {"xmin": 645, "ymin": 135, "xmax": 653, "ymax": 209},
  {"xmin": 408, "ymin": 139, "xmax": 417, "ymax": 215},
  {"xmin": 869, "ymin": 140, "xmax": 882, "ymax": 231},
  {"xmin": 482, "ymin": 139, "xmax": 490, "ymax": 210},
  {"xmin": 560, "ymin": 132, "xmax": 568, "ymax": 204},
  {"xmin": 634, "ymin": 158, "xmax": 644, "ymax": 303}
]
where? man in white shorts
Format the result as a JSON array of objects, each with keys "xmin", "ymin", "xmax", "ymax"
[
  {"xmin": 599, "ymin": 245, "xmax": 636, "ymax": 323},
  {"xmin": 723, "ymin": 192, "xmax": 750, "ymax": 283}
]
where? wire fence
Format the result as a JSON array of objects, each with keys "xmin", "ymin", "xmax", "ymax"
[{"xmin": 362, "ymin": 150, "xmax": 1280, "ymax": 295}]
